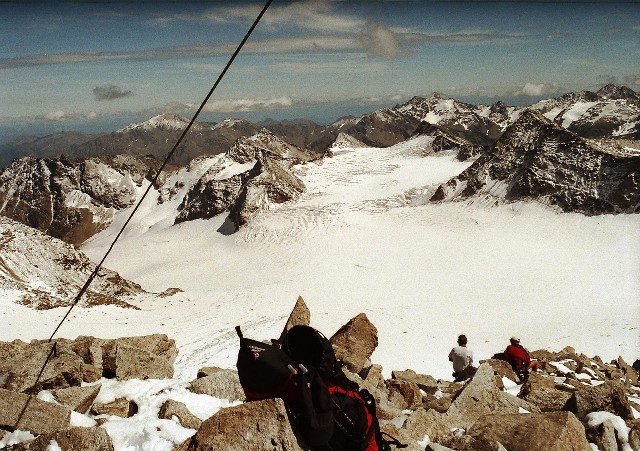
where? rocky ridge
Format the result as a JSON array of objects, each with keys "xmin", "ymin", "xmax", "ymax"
[
  {"xmin": 431, "ymin": 109, "xmax": 640, "ymax": 214},
  {"xmin": 0, "ymin": 130, "xmax": 315, "ymax": 245},
  {"xmin": 0, "ymin": 216, "xmax": 147, "ymax": 310},
  {"xmin": 0, "ymin": 298, "xmax": 638, "ymax": 450}
]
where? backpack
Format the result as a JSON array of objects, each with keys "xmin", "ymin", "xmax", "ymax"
[
  {"xmin": 236, "ymin": 324, "xmax": 405, "ymax": 450},
  {"xmin": 235, "ymin": 326, "xmax": 298, "ymax": 401},
  {"xmin": 283, "ymin": 325, "xmax": 404, "ymax": 451}
]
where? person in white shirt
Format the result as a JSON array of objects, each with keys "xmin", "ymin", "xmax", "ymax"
[{"xmin": 448, "ymin": 334, "xmax": 476, "ymax": 382}]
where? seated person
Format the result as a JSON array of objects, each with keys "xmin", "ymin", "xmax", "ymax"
[
  {"xmin": 504, "ymin": 336, "xmax": 539, "ymax": 380},
  {"xmin": 448, "ymin": 334, "xmax": 476, "ymax": 382}
]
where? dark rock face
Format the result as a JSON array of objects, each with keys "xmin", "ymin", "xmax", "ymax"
[
  {"xmin": 0, "ymin": 155, "xmax": 163, "ymax": 245},
  {"xmin": 431, "ymin": 109, "xmax": 640, "ymax": 214}
]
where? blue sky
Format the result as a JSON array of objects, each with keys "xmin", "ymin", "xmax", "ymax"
[{"xmin": 0, "ymin": 0, "xmax": 638, "ymax": 141}]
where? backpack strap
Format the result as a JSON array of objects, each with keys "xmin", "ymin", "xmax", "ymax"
[{"xmin": 235, "ymin": 325, "xmax": 243, "ymax": 339}]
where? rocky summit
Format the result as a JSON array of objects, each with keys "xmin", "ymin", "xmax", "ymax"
[{"xmin": 0, "ymin": 299, "xmax": 638, "ymax": 450}]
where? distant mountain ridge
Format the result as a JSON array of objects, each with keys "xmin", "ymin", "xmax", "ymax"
[
  {"xmin": 1, "ymin": 84, "xmax": 637, "ymax": 170},
  {"xmin": 0, "ymin": 84, "xmax": 638, "ymax": 247}
]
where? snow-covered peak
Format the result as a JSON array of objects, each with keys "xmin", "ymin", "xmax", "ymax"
[{"xmin": 118, "ymin": 114, "xmax": 196, "ymax": 133}]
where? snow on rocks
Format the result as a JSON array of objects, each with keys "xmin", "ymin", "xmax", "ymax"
[{"xmin": 1, "ymin": 300, "xmax": 638, "ymax": 450}]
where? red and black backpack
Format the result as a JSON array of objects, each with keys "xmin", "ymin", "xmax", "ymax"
[{"xmin": 236, "ymin": 324, "xmax": 405, "ymax": 451}]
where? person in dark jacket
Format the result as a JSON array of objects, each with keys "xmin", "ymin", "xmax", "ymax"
[{"xmin": 504, "ymin": 336, "xmax": 539, "ymax": 380}]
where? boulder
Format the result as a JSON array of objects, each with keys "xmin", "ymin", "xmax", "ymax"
[
  {"xmin": 481, "ymin": 358, "xmax": 518, "ymax": 382},
  {"xmin": 617, "ymin": 356, "xmax": 639, "ymax": 385},
  {"xmin": 70, "ymin": 337, "xmax": 105, "ymax": 382},
  {"xmin": 196, "ymin": 366, "xmax": 222, "ymax": 379},
  {"xmin": 391, "ymin": 369, "xmax": 438, "ymax": 394},
  {"xmin": 586, "ymin": 419, "xmax": 619, "ymax": 451},
  {"xmin": 386, "ymin": 378, "xmax": 423, "ymax": 410},
  {"xmin": 362, "ymin": 364, "xmax": 386, "ymax": 391},
  {"xmin": 402, "ymin": 408, "xmax": 450, "ymax": 440},
  {"xmin": 23, "ymin": 426, "xmax": 114, "ymax": 451},
  {"xmin": 0, "ymin": 342, "xmax": 83, "ymax": 393},
  {"xmin": 115, "ymin": 342, "xmax": 174, "ymax": 380},
  {"xmin": 159, "ymin": 399, "xmax": 202, "ymax": 430},
  {"xmin": 0, "ymin": 388, "xmax": 71, "ymax": 434},
  {"xmin": 176, "ymin": 398, "xmax": 302, "ymax": 450},
  {"xmin": 91, "ymin": 397, "xmax": 137, "ymax": 418},
  {"xmin": 422, "ymin": 393, "xmax": 452, "ymax": 413},
  {"xmin": 278, "ymin": 295, "xmax": 311, "ymax": 342},
  {"xmin": 51, "ymin": 384, "xmax": 101, "ymax": 413},
  {"xmin": 433, "ymin": 434, "xmax": 506, "ymax": 451},
  {"xmin": 520, "ymin": 387, "xmax": 572, "ymax": 412},
  {"xmin": 187, "ymin": 370, "xmax": 245, "ymax": 401},
  {"xmin": 517, "ymin": 373, "xmax": 572, "ymax": 411},
  {"xmin": 330, "ymin": 313, "xmax": 378, "ymax": 374},
  {"xmin": 564, "ymin": 380, "xmax": 634, "ymax": 420},
  {"xmin": 467, "ymin": 411, "xmax": 591, "ymax": 451},
  {"xmin": 445, "ymin": 363, "xmax": 520, "ymax": 429}
]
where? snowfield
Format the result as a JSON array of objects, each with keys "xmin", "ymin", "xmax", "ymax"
[{"xmin": 2, "ymin": 136, "xmax": 639, "ymax": 384}]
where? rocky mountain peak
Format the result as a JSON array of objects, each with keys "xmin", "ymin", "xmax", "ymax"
[{"xmin": 596, "ymin": 84, "xmax": 640, "ymax": 100}]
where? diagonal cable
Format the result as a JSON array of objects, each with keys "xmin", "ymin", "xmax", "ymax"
[{"xmin": 48, "ymin": 0, "xmax": 273, "ymax": 342}]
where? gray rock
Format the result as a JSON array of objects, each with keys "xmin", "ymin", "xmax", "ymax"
[
  {"xmin": 521, "ymin": 387, "xmax": 573, "ymax": 412},
  {"xmin": 159, "ymin": 399, "xmax": 202, "ymax": 430},
  {"xmin": 445, "ymin": 363, "xmax": 519, "ymax": 429},
  {"xmin": 0, "ymin": 387, "xmax": 71, "ymax": 434},
  {"xmin": 175, "ymin": 398, "xmax": 303, "ymax": 451},
  {"xmin": 402, "ymin": 407, "xmax": 450, "ymax": 441},
  {"xmin": 188, "ymin": 370, "xmax": 245, "ymax": 401},
  {"xmin": 386, "ymin": 378, "xmax": 423, "ymax": 410},
  {"xmin": 586, "ymin": 419, "xmax": 619, "ymax": 451},
  {"xmin": 564, "ymin": 380, "xmax": 633, "ymax": 420},
  {"xmin": 330, "ymin": 313, "xmax": 378, "ymax": 375},
  {"xmin": 467, "ymin": 411, "xmax": 591, "ymax": 451},
  {"xmin": 91, "ymin": 397, "xmax": 137, "ymax": 418},
  {"xmin": 51, "ymin": 384, "xmax": 101, "ymax": 413},
  {"xmin": 278, "ymin": 295, "xmax": 312, "ymax": 342},
  {"xmin": 391, "ymin": 369, "xmax": 438, "ymax": 394},
  {"xmin": 0, "ymin": 342, "xmax": 83, "ymax": 393},
  {"xmin": 115, "ymin": 343, "xmax": 174, "ymax": 380},
  {"xmin": 25, "ymin": 426, "xmax": 114, "ymax": 451}
]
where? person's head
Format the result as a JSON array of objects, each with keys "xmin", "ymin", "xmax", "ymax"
[
  {"xmin": 510, "ymin": 336, "xmax": 520, "ymax": 345},
  {"xmin": 457, "ymin": 334, "xmax": 467, "ymax": 346}
]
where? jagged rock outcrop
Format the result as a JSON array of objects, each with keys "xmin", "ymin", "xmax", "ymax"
[
  {"xmin": 431, "ymin": 109, "xmax": 640, "ymax": 214},
  {"xmin": 329, "ymin": 312, "xmax": 378, "ymax": 375},
  {"xmin": 175, "ymin": 398, "xmax": 302, "ymax": 451},
  {"xmin": 228, "ymin": 153, "xmax": 306, "ymax": 230},
  {"xmin": 0, "ymin": 334, "xmax": 176, "ymax": 398}
]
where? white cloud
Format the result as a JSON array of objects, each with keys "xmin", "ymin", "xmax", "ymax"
[
  {"xmin": 45, "ymin": 110, "xmax": 67, "ymax": 121},
  {"xmin": 196, "ymin": 97, "xmax": 293, "ymax": 113},
  {"xmin": 358, "ymin": 22, "xmax": 411, "ymax": 59},
  {"xmin": 516, "ymin": 83, "xmax": 557, "ymax": 97},
  {"xmin": 159, "ymin": 0, "xmax": 364, "ymax": 34}
]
